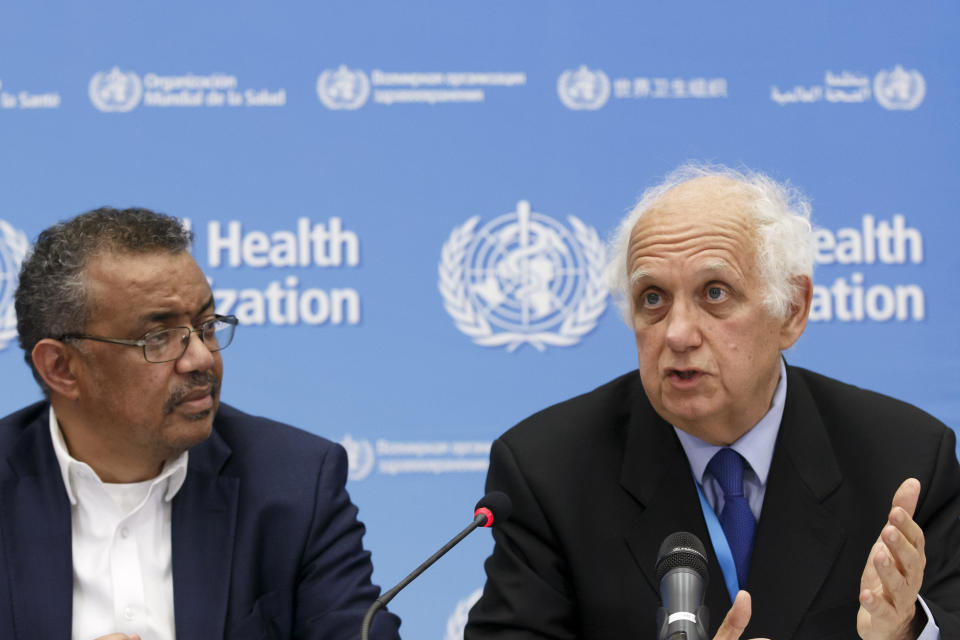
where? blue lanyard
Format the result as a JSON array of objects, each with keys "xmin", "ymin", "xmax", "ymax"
[{"xmin": 693, "ymin": 475, "xmax": 740, "ymax": 604}]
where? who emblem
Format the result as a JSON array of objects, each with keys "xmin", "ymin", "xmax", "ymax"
[
  {"xmin": 316, "ymin": 66, "xmax": 371, "ymax": 110},
  {"xmin": 874, "ymin": 65, "xmax": 925, "ymax": 111},
  {"xmin": 339, "ymin": 434, "xmax": 375, "ymax": 481},
  {"xmin": 557, "ymin": 66, "xmax": 611, "ymax": 111},
  {"xmin": 89, "ymin": 67, "xmax": 143, "ymax": 112},
  {"xmin": 439, "ymin": 201, "xmax": 607, "ymax": 352},
  {"xmin": 0, "ymin": 219, "xmax": 28, "ymax": 351}
]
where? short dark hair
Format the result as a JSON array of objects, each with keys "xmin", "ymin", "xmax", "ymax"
[{"xmin": 15, "ymin": 207, "xmax": 192, "ymax": 390}]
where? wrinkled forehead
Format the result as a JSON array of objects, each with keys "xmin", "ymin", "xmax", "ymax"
[
  {"xmin": 627, "ymin": 177, "xmax": 762, "ymax": 274},
  {"xmin": 83, "ymin": 249, "xmax": 212, "ymax": 314}
]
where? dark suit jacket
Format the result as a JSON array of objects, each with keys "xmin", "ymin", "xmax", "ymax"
[
  {"xmin": 465, "ymin": 366, "xmax": 960, "ymax": 639},
  {"xmin": 0, "ymin": 401, "xmax": 401, "ymax": 640}
]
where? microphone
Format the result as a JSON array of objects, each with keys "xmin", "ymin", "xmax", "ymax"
[
  {"xmin": 359, "ymin": 491, "xmax": 512, "ymax": 640},
  {"xmin": 655, "ymin": 531, "xmax": 710, "ymax": 640}
]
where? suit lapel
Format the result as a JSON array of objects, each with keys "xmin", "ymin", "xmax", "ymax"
[
  {"xmin": 0, "ymin": 407, "xmax": 73, "ymax": 640},
  {"xmin": 171, "ymin": 426, "xmax": 239, "ymax": 640},
  {"xmin": 619, "ymin": 388, "xmax": 732, "ymax": 633},
  {"xmin": 745, "ymin": 366, "xmax": 845, "ymax": 639}
]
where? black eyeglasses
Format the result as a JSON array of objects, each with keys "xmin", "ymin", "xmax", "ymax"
[{"xmin": 60, "ymin": 315, "xmax": 238, "ymax": 363}]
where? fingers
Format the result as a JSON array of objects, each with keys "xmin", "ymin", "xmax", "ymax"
[
  {"xmin": 712, "ymin": 591, "xmax": 771, "ymax": 640},
  {"xmin": 871, "ymin": 541, "xmax": 908, "ymax": 605},
  {"xmin": 858, "ymin": 583, "xmax": 914, "ymax": 633},
  {"xmin": 883, "ymin": 480, "xmax": 926, "ymax": 588},
  {"xmin": 871, "ymin": 530, "xmax": 925, "ymax": 606},
  {"xmin": 883, "ymin": 520, "xmax": 925, "ymax": 575},
  {"xmin": 890, "ymin": 478, "xmax": 920, "ymax": 519},
  {"xmin": 889, "ymin": 503, "xmax": 924, "ymax": 553},
  {"xmin": 876, "ymin": 478, "xmax": 925, "ymax": 589},
  {"xmin": 856, "ymin": 478, "xmax": 927, "ymax": 639},
  {"xmin": 714, "ymin": 591, "xmax": 751, "ymax": 640},
  {"xmin": 859, "ymin": 584, "xmax": 891, "ymax": 616}
]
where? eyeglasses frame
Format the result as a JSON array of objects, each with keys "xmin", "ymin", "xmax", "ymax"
[{"xmin": 59, "ymin": 314, "xmax": 239, "ymax": 363}]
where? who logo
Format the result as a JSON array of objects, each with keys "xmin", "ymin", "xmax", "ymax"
[
  {"xmin": 0, "ymin": 219, "xmax": 28, "ymax": 352},
  {"xmin": 439, "ymin": 201, "xmax": 607, "ymax": 352},
  {"xmin": 339, "ymin": 434, "xmax": 375, "ymax": 481},
  {"xmin": 557, "ymin": 65, "xmax": 611, "ymax": 111},
  {"xmin": 89, "ymin": 67, "xmax": 142, "ymax": 112},
  {"xmin": 874, "ymin": 65, "xmax": 925, "ymax": 111},
  {"xmin": 316, "ymin": 66, "xmax": 370, "ymax": 110}
]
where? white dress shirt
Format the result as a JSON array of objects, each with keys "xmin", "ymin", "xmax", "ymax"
[{"xmin": 50, "ymin": 407, "xmax": 188, "ymax": 640}]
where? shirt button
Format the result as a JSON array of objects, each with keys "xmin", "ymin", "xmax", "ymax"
[
  {"xmin": 123, "ymin": 606, "xmax": 135, "ymax": 620},
  {"xmin": 120, "ymin": 527, "xmax": 129, "ymax": 539}
]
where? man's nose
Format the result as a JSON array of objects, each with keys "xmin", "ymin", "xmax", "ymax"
[
  {"xmin": 176, "ymin": 330, "xmax": 216, "ymax": 373},
  {"xmin": 663, "ymin": 301, "xmax": 702, "ymax": 352}
]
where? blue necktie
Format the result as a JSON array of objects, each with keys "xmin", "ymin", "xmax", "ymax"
[{"xmin": 707, "ymin": 448, "xmax": 756, "ymax": 588}]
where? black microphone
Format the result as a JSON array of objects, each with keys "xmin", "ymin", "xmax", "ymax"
[
  {"xmin": 359, "ymin": 491, "xmax": 512, "ymax": 640},
  {"xmin": 655, "ymin": 531, "xmax": 710, "ymax": 640}
]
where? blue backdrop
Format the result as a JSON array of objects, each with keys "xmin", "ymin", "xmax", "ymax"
[{"xmin": 1, "ymin": 2, "xmax": 957, "ymax": 637}]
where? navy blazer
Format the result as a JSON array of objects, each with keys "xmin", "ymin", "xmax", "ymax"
[
  {"xmin": 0, "ymin": 402, "xmax": 401, "ymax": 640},
  {"xmin": 466, "ymin": 366, "xmax": 960, "ymax": 639}
]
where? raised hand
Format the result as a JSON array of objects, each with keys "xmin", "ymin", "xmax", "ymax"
[{"xmin": 857, "ymin": 478, "xmax": 926, "ymax": 640}]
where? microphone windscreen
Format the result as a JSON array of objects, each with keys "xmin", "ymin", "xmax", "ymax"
[
  {"xmin": 475, "ymin": 491, "xmax": 513, "ymax": 523},
  {"xmin": 655, "ymin": 531, "xmax": 708, "ymax": 583}
]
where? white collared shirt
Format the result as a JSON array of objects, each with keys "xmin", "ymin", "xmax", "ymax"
[{"xmin": 50, "ymin": 406, "xmax": 188, "ymax": 640}]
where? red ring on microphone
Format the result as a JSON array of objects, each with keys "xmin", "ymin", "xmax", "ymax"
[{"xmin": 475, "ymin": 506, "xmax": 494, "ymax": 528}]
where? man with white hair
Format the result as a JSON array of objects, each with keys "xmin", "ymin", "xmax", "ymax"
[{"xmin": 465, "ymin": 165, "xmax": 960, "ymax": 639}]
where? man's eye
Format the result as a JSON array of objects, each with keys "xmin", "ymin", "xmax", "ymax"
[
  {"xmin": 706, "ymin": 286, "xmax": 727, "ymax": 301},
  {"xmin": 144, "ymin": 331, "xmax": 172, "ymax": 347},
  {"xmin": 643, "ymin": 291, "xmax": 663, "ymax": 307}
]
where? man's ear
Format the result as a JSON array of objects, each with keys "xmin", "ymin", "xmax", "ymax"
[
  {"xmin": 32, "ymin": 339, "xmax": 82, "ymax": 400},
  {"xmin": 779, "ymin": 275, "xmax": 812, "ymax": 350}
]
